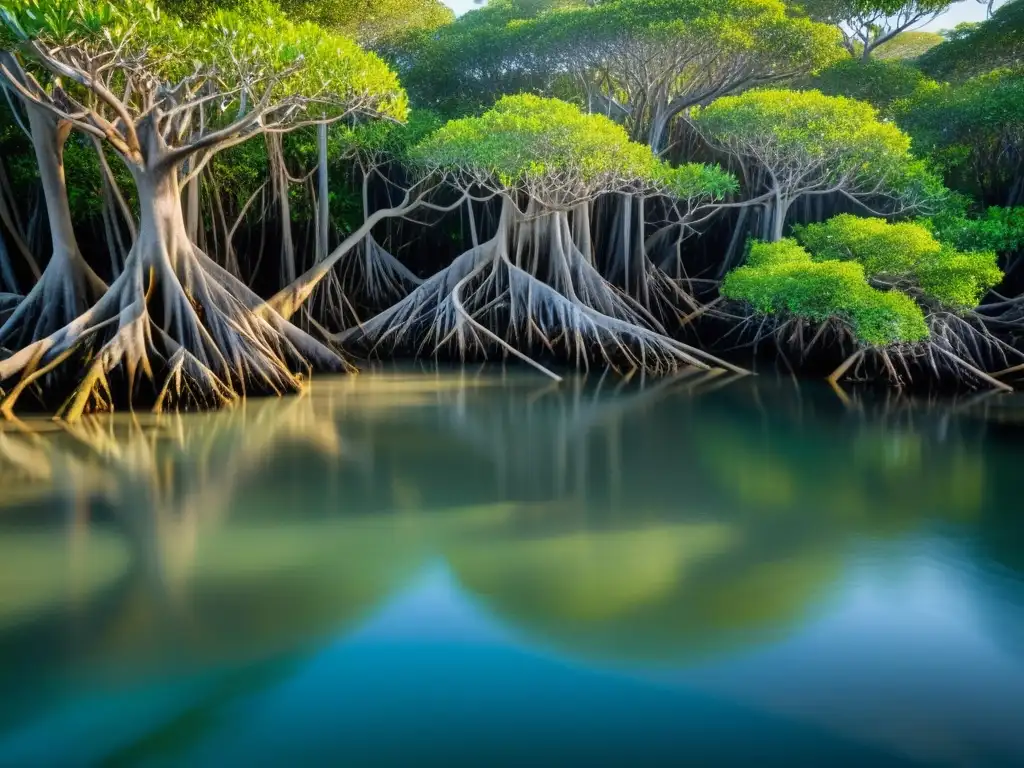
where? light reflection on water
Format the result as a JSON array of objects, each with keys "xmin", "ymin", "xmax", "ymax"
[{"xmin": 0, "ymin": 369, "xmax": 1023, "ymax": 766}]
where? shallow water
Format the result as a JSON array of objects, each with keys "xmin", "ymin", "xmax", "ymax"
[{"xmin": 0, "ymin": 369, "xmax": 1023, "ymax": 766}]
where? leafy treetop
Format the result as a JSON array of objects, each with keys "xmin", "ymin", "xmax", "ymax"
[
  {"xmin": 277, "ymin": 0, "xmax": 455, "ymax": 47},
  {"xmin": 722, "ymin": 237, "xmax": 930, "ymax": 345},
  {"xmin": 872, "ymin": 29, "xmax": 944, "ymax": 58},
  {"xmin": 919, "ymin": 0, "xmax": 1023, "ymax": 79},
  {"xmin": 893, "ymin": 68, "xmax": 1023, "ymax": 205},
  {"xmin": 412, "ymin": 94, "xmax": 737, "ymax": 208},
  {"xmin": 800, "ymin": 0, "xmax": 962, "ymax": 60},
  {"xmin": 794, "ymin": 214, "xmax": 1002, "ymax": 308},
  {"xmin": 195, "ymin": 3, "xmax": 409, "ymax": 123},
  {"xmin": 0, "ymin": 0, "xmax": 408, "ymax": 167},
  {"xmin": 382, "ymin": 0, "xmax": 575, "ymax": 118},
  {"xmin": 810, "ymin": 57, "xmax": 935, "ymax": 111},
  {"xmin": 927, "ymin": 205, "xmax": 1024, "ymax": 255},
  {"xmin": 520, "ymin": 0, "xmax": 845, "ymax": 145},
  {"xmin": 693, "ymin": 89, "xmax": 940, "ymax": 216}
]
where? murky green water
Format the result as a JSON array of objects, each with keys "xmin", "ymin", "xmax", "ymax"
[{"xmin": 1, "ymin": 370, "xmax": 1023, "ymax": 766}]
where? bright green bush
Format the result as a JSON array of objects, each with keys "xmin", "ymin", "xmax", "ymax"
[
  {"xmin": 893, "ymin": 69, "xmax": 1024, "ymax": 205},
  {"xmin": 916, "ymin": 247, "xmax": 1005, "ymax": 310},
  {"xmin": 810, "ymin": 58, "xmax": 934, "ymax": 113},
  {"xmin": 795, "ymin": 214, "xmax": 940, "ymax": 275},
  {"xmin": 412, "ymin": 94, "xmax": 737, "ymax": 204},
  {"xmin": 722, "ymin": 239, "xmax": 930, "ymax": 346},
  {"xmin": 794, "ymin": 214, "xmax": 1003, "ymax": 309}
]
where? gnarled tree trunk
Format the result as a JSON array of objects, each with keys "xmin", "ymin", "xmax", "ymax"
[
  {"xmin": 340, "ymin": 196, "xmax": 745, "ymax": 378},
  {"xmin": 0, "ymin": 107, "xmax": 106, "ymax": 355},
  {"xmin": 0, "ymin": 119, "xmax": 345, "ymax": 421}
]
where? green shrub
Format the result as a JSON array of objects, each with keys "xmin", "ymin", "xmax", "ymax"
[
  {"xmin": 927, "ymin": 206, "xmax": 1024, "ymax": 255},
  {"xmin": 810, "ymin": 58, "xmax": 934, "ymax": 113},
  {"xmin": 795, "ymin": 214, "xmax": 940, "ymax": 274},
  {"xmin": 916, "ymin": 247, "xmax": 1005, "ymax": 309},
  {"xmin": 722, "ymin": 239, "xmax": 929, "ymax": 346},
  {"xmin": 794, "ymin": 214, "xmax": 1002, "ymax": 309}
]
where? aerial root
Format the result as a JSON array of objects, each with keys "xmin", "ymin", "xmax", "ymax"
[
  {"xmin": 346, "ymin": 233, "xmax": 422, "ymax": 306},
  {"xmin": 309, "ymin": 233, "xmax": 421, "ymax": 330},
  {"xmin": 716, "ymin": 301, "xmax": 1019, "ymax": 391},
  {"xmin": 828, "ymin": 350, "xmax": 864, "ymax": 386},
  {"xmin": 0, "ymin": 241, "xmax": 345, "ymax": 421},
  {"xmin": 0, "ymin": 252, "xmax": 106, "ymax": 355},
  {"xmin": 340, "ymin": 229, "xmax": 747, "ymax": 378},
  {"xmin": 194, "ymin": 248, "xmax": 353, "ymax": 374}
]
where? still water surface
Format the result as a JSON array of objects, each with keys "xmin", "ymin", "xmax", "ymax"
[{"xmin": 0, "ymin": 370, "xmax": 1023, "ymax": 766}]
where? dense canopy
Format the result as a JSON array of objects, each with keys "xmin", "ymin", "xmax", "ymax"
[
  {"xmin": 413, "ymin": 94, "xmax": 737, "ymax": 206},
  {"xmin": 0, "ymin": 0, "xmax": 1020, "ymax": 417}
]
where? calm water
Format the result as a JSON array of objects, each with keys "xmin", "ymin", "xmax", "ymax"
[{"xmin": 1, "ymin": 369, "xmax": 1023, "ymax": 767}]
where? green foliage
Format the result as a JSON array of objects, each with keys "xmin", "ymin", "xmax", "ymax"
[
  {"xmin": 339, "ymin": 109, "xmax": 444, "ymax": 162},
  {"xmin": 800, "ymin": 0, "xmax": 959, "ymax": 58},
  {"xmin": 693, "ymin": 89, "xmax": 934, "ymax": 209},
  {"xmin": 156, "ymin": 0, "xmax": 247, "ymax": 17},
  {"xmin": 654, "ymin": 163, "xmax": 740, "ymax": 202},
  {"xmin": 873, "ymin": 29, "xmax": 944, "ymax": 59},
  {"xmin": 794, "ymin": 214, "xmax": 1002, "ymax": 308},
  {"xmin": 194, "ymin": 5, "xmax": 409, "ymax": 125},
  {"xmin": 810, "ymin": 57, "xmax": 935, "ymax": 111},
  {"xmin": 893, "ymin": 68, "xmax": 1024, "ymax": 204},
  {"xmin": 389, "ymin": 0, "xmax": 844, "ymax": 124},
  {"xmin": 722, "ymin": 238, "xmax": 930, "ymax": 345},
  {"xmin": 277, "ymin": 0, "xmax": 454, "ymax": 46},
  {"xmin": 927, "ymin": 205, "xmax": 1024, "ymax": 254},
  {"xmin": 1, "ymin": 0, "xmax": 409, "ymax": 132},
  {"xmin": 795, "ymin": 214, "xmax": 941, "ymax": 273},
  {"xmin": 413, "ymin": 94, "xmax": 737, "ymax": 205},
  {"xmin": 209, "ymin": 137, "xmax": 270, "ymax": 212},
  {"xmin": 0, "ymin": 0, "xmax": 177, "ymax": 64},
  {"xmin": 0, "ymin": 0, "xmax": 122, "ymax": 46},
  {"xmin": 915, "ymin": 245, "xmax": 1005, "ymax": 308},
  {"xmin": 524, "ymin": 0, "xmax": 844, "ymax": 136},
  {"xmin": 726, "ymin": 213, "xmax": 1001, "ymax": 348},
  {"xmin": 919, "ymin": 0, "xmax": 1024, "ymax": 80},
  {"xmin": 695, "ymin": 88, "xmax": 909, "ymax": 165},
  {"xmin": 383, "ymin": 0, "xmax": 571, "ymax": 118}
]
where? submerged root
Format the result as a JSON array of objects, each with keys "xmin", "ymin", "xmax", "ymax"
[
  {"xmin": 340, "ymin": 205, "xmax": 746, "ymax": 379},
  {"xmin": 0, "ymin": 241, "xmax": 347, "ymax": 421}
]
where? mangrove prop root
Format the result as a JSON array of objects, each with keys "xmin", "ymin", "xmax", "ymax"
[
  {"xmin": 828, "ymin": 350, "xmax": 865, "ymax": 386},
  {"xmin": 0, "ymin": 251, "xmax": 107, "ymax": 355},
  {"xmin": 719, "ymin": 301, "xmax": 1020, "ymax": 390},
  {"xmin": 310, "ymin": 233, "xmax": 422, "ymax": 329},
  {"xmin": 339, "ymin": 201, "xmax": 747, "ymax": 378},
  {"xmin": 0, "ymin": 208, "xmax": 347, "ymax": 421}
]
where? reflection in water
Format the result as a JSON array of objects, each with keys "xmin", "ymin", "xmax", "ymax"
[{"xmin": 0, "ymin": 370, "xmax": 1023, "ymax": 765}]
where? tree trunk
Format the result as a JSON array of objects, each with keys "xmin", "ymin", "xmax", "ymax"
[
  {"xmin": 317, "ymin": 122, "xmax": 330, "ymax": 261},
  {"xmin": 184, "ymin": 165, "xmax": 200, "ymax": 242},
  {"xmin": 648, "ymin": 105, "xmax": 671, "ymax": 155},
  {"xmin": 0, "ymin": 107, "xmax": 105, "ymax": 352},
  {"xmin": 770, "ymin": 193, "xmax": 789, "ymax": 242},
  {"xmin": 1, "ymin": 124, "xmax": 345, "ymax": 420},
  {"xmin": 184, "ymin": 106, "xmax": 205, "ymax": 242}
]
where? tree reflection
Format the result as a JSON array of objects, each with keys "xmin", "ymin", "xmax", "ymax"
[
  {"xmin": 433, "ymin": 376, "xmax": 1019, "ymax": 665},
  {"xmin": 0, "ymin": 394, "xmax": 428, "ymax": 719},
  {"xmin": 0, "ymin": 370, "xmax": 1021, "ymax": 696}
]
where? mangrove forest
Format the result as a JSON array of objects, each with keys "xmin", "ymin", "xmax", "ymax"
[{"xmin": 0, "ymin": 0, "xmax": 1023, "ymax": 420}]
